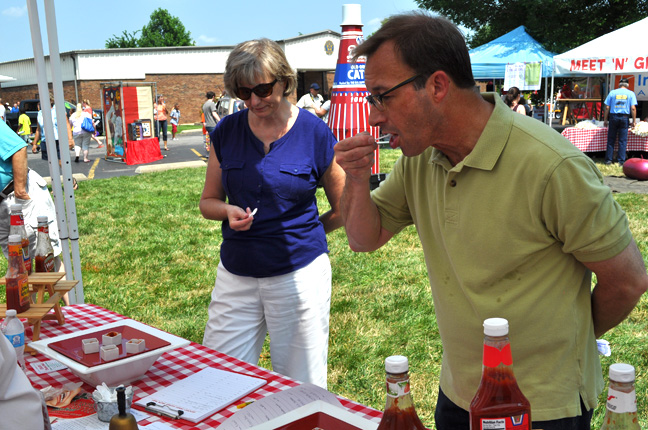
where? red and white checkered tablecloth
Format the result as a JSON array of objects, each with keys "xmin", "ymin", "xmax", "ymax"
[
  {"xmin": 24, "ymin": 304, "xmax": 383, "ymax": 429},
  {"xmin": 561, "ymin": 127, "xmax": 648, "ymax": 153}
]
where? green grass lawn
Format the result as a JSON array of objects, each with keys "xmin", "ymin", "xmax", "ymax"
[{"xmin": 2, "ymin": 148, "xmax": 647, "ymax": 428}]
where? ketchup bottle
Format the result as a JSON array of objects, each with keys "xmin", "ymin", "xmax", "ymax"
[
  {"xmin": 599, "ymin": 363, "xmax": 640, "ymax": 429},
  {"xmin": 5, "ymin": 234, "xmax": 30, "ymax": 313},
  {"xmin": 377, "ymin": 355, "xmax": 427, "ymax": 430},
  {"xmin": 34, "ymin": 215, "xmax": 55, "ymax": 272},
  {"xmin": 9, "ymin": 204, "xmax": 32, "ymax": 273},
  {"xmin": 470, "ymin": 318, "xmax": 531, "ymax": 430}
]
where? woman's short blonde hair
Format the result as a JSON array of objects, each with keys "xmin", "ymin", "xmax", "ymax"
[{"xmin": 224, "ymin": 38, "xmax": 297, "ymax": 98}]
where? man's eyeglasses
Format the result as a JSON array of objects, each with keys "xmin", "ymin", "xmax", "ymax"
[
  {"xmin": 366, "ymin": 74, "xmax": 422, "ymax": 111},
  {"xmin": 235, "ymin": 79, "xmax": 278, "ymax": 100}
]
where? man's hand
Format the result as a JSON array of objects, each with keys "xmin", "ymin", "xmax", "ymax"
[{"xmin": 334, "ymin": 132, "xmax": 377, "ymax": 185}]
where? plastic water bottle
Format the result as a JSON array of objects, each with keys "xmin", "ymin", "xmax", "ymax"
[
  {"xmin": 470, "ymin": 318, "xmax": 531, "ymax": 430},
  {"xmin": 1, "ymin": 309, "xmax": 26, "ymax": 371}
]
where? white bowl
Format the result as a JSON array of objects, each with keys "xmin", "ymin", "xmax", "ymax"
[{"xmin": 29, "ymin": 320, "xmax": 190, "ymax": 386}]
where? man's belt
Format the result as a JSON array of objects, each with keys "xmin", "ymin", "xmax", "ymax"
[
  {"xmin": 610, "ymin": 113, "xmax": 630, "ymax": 117},
  {"xmin": 0, "ymin": 180, "xmax": 14, "ymax": 203}
]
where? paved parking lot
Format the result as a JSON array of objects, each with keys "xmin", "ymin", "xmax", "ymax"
[{"xmin": 28, "ymin": 130, "xmax": 209, "ymax": 183}]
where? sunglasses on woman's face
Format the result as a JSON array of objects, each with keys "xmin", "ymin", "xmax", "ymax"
[{"xmin": 236, "ymin": 79, "xmax": 278, "ymax": 100}]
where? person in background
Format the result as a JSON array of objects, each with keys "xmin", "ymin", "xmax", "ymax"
[
  {"xmin": 504, "ymin": 86, "xmax": 526, "ymax": 115},
  {"xmin": 17, "ymin": 106, "xmax": 32, "ymax": 147},
  {"xmin": 320, "ymin": 98, "xmax": 331, "ymax": 124},
  {"xmin": 603, "ymin": 78, "xmax": 637, "ymax": 165},
  {"xmin": 155, "ymin": 95, "xmax": 169, "ymax": 151},
  {"xmin": 334, "ymin": 12, "xmax": 648, "ymax": 430},
  {"xmin": 201, "ymin": 110, "xmax": 210, "ymax": 154},
  {"xmin": 33, "ymin": 99, "xmax": 77, "ymax": 191},
  {"xmin": 0, "ymin": 335, "xmax": 51, "ymax": 429},
  {"xmin": 296, "ymin": 83, "xmax": 324, "ymax": 116},
  {"xmin": 202, "ymin": 91, "xmax": 220, "ymax": 140},
  {"xmin": 10, "ymin": 103, "xmax": 19, "ymax": 114},
  {"xmin": 559, "ymin": 80, "xmax": 574, "ymax": 99},
  {"xmin": 0, "ymin": 98, "xmax": 5, "ymax": 122},
  {"xmin": 518, "ymin": 93, "xmax": 533, "ymax": 117},
  {"xmin": 68, "ymin": 103, "xmax": 92, "ymax": 163},
  {"xmin": 170, "ymin": 103, "xmax": 180, "ymax": 141},
  {"xmin": 0, "ymin": 119, "xmax": 63, "ymax": 296},
  {"xmin": 199, "ymin": 38, "xmax": 345, "ymax": 389},
  {"xmin": 82, "ymin": 100, "xmax": 103, "ymax": 148}
]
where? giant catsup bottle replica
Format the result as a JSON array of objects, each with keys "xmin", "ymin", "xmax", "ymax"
[
  {"xmin": 9, "ymin": 204, "xmax": 32, "ymax": 273},
  {"xmin": 34, "ymin": 216, "xmax": 55, "ymax": 273},
  {"xmin": 470, "ymin": 318, "xmax": 531, "ymax": 430},
  {"xmin": 377, "ymin": 355, "xmax": 427, "ymax": 430},
  {"xmin": 599, "ymin": 363, "xmax": 640, "ymax": 429},
  {"xmin": 328, "ymin": 3, "xmax": 380, "ymax": 175},
  {"xmin": 5, "ymin": 234, "xmax": 30, "ymax": 313}
]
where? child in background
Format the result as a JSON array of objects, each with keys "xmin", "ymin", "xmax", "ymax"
[
  {"xmin": 201, "ymin": 110, "xmax": 210, "ymax": 153},
  {"xmin": 170, "ymin": 103, "xmax": 180, "ymax": 141},
  {"xmin": 17, "ymin": 107, "xmax": 33, "ymax": 149}
]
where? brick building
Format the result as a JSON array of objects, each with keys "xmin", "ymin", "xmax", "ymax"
[{"xmin": 0, "ymin": 30, "xmax": 341, "ymax": 125}]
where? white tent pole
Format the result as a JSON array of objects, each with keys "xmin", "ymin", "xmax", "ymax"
[
  {"xmin": 42, "ymin": 0, "xmax": 84, "ymax": 304},
  {"xmin": 549, "ymin": 64, "xmax": 556, "ymax": 128},
  {"xmin": 544, "ymin": 75, "xmax": 548, "ymax": 124},
  {"xmin": 25, "ymin": 0, "xmax": 74, "ymax": 288}
]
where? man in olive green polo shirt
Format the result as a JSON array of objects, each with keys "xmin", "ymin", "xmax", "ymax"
[{"xmin": 334, "ymin": 12, "xmax": 648, "ymax": 430}]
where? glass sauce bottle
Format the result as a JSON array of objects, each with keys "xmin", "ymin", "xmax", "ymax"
[
  {"xmin": 470, "ymin": 318, "xmax": 531, "ymax": 430},
  {"xmin": 599, "ymin": 363, "xmax": 640, "ymax": 429},
  {"xmin": 34, "ymin": 216, "xmax": 55, "ymax": 272},
  {"xmin": 9, "ymin": 204, "xmax": 32, "ymax": 273},
  {"xmin": 5, "ymin": 234, "xmax": 30, "ymax": 313},
  {"xmin": 377, "ymin": 355, "xmax": 427, "ymax": 430}
]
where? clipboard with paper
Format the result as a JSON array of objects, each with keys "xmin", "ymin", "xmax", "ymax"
[{"xmin": 134, "ymin": 367, "xmax": 266, "ymax": 423}]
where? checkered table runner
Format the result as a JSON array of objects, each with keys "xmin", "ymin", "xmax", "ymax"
[
  {"xmin": 25, "ymin": 304, "xmax": 383, "ymax": 428},
  {"xmin": 561, "ymin": 127, "xmax": 648, "ymax": 153}
]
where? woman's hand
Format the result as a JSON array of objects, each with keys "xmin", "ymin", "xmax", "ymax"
[{"xmin": 227, "ymin": 206, "xmax": 257, "ymax": 231}]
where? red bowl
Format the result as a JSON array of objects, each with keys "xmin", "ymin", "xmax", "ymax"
[{"xmin": 623, "ymin": 158, "xmax": 648, "ymax": 181}]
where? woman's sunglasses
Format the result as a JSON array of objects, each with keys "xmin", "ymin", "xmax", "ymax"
[{"xmin": 235, "ymin": 79, "xmax": 278, "ymax": 100}]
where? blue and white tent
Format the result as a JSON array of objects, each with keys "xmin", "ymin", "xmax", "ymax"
[{"xmin": 469, "ymin": 26, "xmax": 557, "ymax": 79}]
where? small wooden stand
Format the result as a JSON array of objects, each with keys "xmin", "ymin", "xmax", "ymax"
[{"xmin": 1, "ymin": 272, "xmax": 78, "ymax": 353}]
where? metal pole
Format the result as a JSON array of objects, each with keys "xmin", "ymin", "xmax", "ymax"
[
  {"xmin": 43, "ymin": 0, "xmax": 84, "ymax": 304},
  {"xmin": 25, "ymin": 0, "xmax": 73, "ymax": 290}
]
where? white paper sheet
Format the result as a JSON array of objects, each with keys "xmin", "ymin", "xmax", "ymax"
[
  {"xmin": 217, "ymin": 383, "xmax": 342, "ymax": 430},
  {"xmin": 134, "ymin": 367, "xmax": 266, "ymax": 423}
]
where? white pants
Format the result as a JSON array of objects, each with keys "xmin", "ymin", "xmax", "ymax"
[{"xmin": 203, "ymin": 253, "xmax": 331, "ymax": 389}]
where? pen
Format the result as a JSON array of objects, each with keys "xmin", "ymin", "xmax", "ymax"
[
  {"xmin": 145, "ymin": 402, "xmax": 185, "ymax": 419},
  {"xmin": 236, "ymin": 401, "xmax": 254, "ymax": 409}
]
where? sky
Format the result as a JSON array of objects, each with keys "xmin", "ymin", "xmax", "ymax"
[{"xmin": 0, "ymin": 0, "xmax": 422, "ymax": 63}]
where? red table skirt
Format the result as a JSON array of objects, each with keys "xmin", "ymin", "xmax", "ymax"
[
  {"xmin": 561, "ymin": 127, "xmax": 648, "ymax": 153},
  {"xmin": 125, "ymin": 137, "xmax": 163, "ymax": 165}
]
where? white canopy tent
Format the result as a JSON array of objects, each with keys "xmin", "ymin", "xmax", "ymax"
[
  {"xmin": 553, "ymin": 17, "xmax": 648, "ymax": 76},
  {"xmin": 0, "ymin": 74, "xmax": 17, "ymax": 83},
  {"xmin": 26, "ymin": 0, "xmax": 84, "ymax": 303},
  {"xmin": 550, "ymin": 16, "xmax": 648, "ymax": 126}
]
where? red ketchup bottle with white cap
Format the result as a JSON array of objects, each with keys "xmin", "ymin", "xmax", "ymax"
[{"xmin": 470, "ymin": 318, "xmax": 531, "ymax": 430}]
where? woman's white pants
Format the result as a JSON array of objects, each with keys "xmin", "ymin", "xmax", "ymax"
[{"xmin": 203, "ymin": 253, "xmax": 331, "ymax": 389}]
